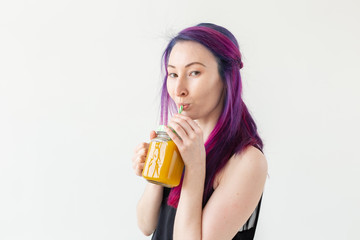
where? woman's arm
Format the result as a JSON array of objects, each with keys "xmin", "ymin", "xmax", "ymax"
[
  {"xmin": 165, "ymin": 114, "xmax": 206, "ymax": 240},
  {"xmin": 201, "ymin": 146, "xmax": 267, "ymax": 240},
  {"xmin": 173, "ymin": 165, "xmax": 205, "ymax": 239},
  {"xmin": 175, "ymin": 146, "xmax": 267, "ymax": 240},
  {"xmin": 166, "ymin": 115, "xmax": 267, "ymax": 240},
  {"xmin": 132, "ymin": 131, "xmax": 163, "ymax": 236},
  {"xmin": 136, "ymin": 183, "xmax": 163, "ymax": 236}
]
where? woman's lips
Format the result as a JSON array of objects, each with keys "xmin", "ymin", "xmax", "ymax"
[{"xmin": 178, "ymin": 104, "xmax": 190, "ymax": 110}]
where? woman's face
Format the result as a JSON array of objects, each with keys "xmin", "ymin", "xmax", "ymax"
[{"xmin": 167, "ymin": 41, "xmax": 225, "ymax": 122}]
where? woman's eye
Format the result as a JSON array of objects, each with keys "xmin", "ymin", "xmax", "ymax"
[
  {"xmin": 168, "ymin": 73, "xmax": 177, "ymax": 78},
  {"xmin": 190, "ymin": 71, "xmax": 200, "ymax": 76}
]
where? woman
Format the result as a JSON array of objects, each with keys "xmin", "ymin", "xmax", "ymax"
[{"xmin": 132, "ymin": 23, "xmax": 268, "ymax": 240}]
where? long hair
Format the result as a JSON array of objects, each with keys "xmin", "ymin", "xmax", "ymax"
[{"xmin": 160, "ymin": 23, "xmax": 263, "ymax": 208}]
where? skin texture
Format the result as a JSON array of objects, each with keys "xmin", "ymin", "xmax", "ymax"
[{"xmin": 133, "ymin": 41, "xmax": 268, "ymax": 239}]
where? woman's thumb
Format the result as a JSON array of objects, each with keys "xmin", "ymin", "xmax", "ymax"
[{"xmin": 150, "ymin": 130, "xmax": 157, "ymax": 140}]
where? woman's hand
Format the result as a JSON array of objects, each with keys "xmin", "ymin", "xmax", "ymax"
[
  {"xmin": 134, "ymin": 131, "xmax": 164, "ymax": 236},
  {"xmin": 132, "ymin": 131, "xmax": 157, "ymax": 176},
  {"xmin": 165, "ymin": 114, "xmax": 206, "ymax": 169}
]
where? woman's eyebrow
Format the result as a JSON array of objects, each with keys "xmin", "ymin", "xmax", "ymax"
[{"xmin": 168, "ymin": 62, "xmax": 206, "ymax": 68}]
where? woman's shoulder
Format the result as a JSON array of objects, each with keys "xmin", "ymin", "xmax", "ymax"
[
  {"xmin": 213, "ymin": 145, "xmax": 267, "ymax": 190},
  {"xmin": 230, "ymin": 145, "xmax": 267, "ymax": 178},
  {"xmin": 236, "ymin": 145, "xmax": 267, "ymax": 165}
]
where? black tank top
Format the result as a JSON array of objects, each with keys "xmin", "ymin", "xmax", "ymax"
[
  {"xmin": 151, "ymin": 186, "xmax": 263, "ymax": 240},
  {"xmin": 151, "ymin": 145, "xmax": 264, "ymax": 240}
]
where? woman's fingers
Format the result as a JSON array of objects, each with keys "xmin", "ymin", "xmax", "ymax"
[
  {"xmin": 134, "ymin": 142, "xmax": 149, "ymax": 155},
  {"xmin": 135, "ymin": 162, "xmax": 145, "ymax": 176},
  {"xmin": 132, "ymin": 146, "xmax": 147, "ymax": 164},
  {"xmin": 167, "ymin": 114, "xmax": 196, "ymax": 142},
  {"xmin": 168, "ymin": 114, "xmax": 203, "ymax": 142},
  {"xmin": 131, "ymin": 130, "xmax": 158, "ymax": 177},
  {"xmin": 165, "ymin": 125, "xmax": 183, "ymax": 148},
  {"xmin": 150, "ymin": 130, "xmax": 157, "ymax": 140},
  {"xmin": 132, "ymin": 140, "xmax": 151, "ymax": 176},
  {"xmin": 176, "ymin": 114, "xmax": 202, "ymax": 135},
  {"xmin": 133, "ymin": 154, "xmax": 147, "ymax": 175},
  {"xmin": 132, "ymin": 153, "xmax": 146, "ymax": 166},
  {"xmin": 169, "ymin": 115, "xmax": 194, "ymax": 136}
]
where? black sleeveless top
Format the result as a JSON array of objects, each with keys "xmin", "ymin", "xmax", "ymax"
[
  {"xmin": 151, "ymin": 145, "xmax": 264, "ymax": 240},
  {"xmin": 152, "ymin": 186, "xmax": 263, "ymax": 240}
]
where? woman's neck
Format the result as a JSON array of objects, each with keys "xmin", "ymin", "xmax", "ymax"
[{"xmin": 196, "ymin": 119, "xmax": 217, "ymax": 143}]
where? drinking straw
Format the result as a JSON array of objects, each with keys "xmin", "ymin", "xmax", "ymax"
[{"xmin": 178, "ymin": 105, "xmax": 183, "ymax": 114}]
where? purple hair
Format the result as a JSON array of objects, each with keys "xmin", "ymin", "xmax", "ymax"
[{"xmin": 160, "ymin": 23, "xmax": 263, "ymax": 208}]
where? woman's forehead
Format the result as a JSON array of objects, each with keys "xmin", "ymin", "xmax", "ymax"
[{"xmin": 168, "ymin": 41, "xmax": 217, "ymax": 67}]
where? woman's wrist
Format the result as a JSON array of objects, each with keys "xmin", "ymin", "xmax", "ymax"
[
  {"xmin": 185, "ymin": 159, "xmax": 206, "ymax": 178},
  {"xmin": 183, "ymin": 164, "xmax": 205, "ymax": 189},
  {"xmin": 146, "ymin": 182, "xmax": 164, "ymax": 191}
]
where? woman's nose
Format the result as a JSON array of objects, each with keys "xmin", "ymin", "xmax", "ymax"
[{"xmin": 175, "ymin": 77, "xmax": 188, "ymax": 97}]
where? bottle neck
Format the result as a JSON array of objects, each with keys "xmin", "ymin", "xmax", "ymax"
[{"xmin": 155, "ymin": 131, "xmax": 171, "ymax": 141}]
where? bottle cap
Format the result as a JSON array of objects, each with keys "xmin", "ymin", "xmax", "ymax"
[{"xmin": 156, "ymin": 125, "xmax": 166, "ymax": 132}]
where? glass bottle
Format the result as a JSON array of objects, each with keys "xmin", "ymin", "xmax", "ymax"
[{"xmin": 142, "ymin": 126, "xmax": 184, "ymax": 188}]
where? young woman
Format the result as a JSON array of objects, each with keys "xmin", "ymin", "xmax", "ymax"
[{"xmin": 132, "ymin": 23, "xmax": 268, "ymax": 240}]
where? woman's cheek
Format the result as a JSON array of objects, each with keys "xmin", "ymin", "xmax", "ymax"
[{"xmin": 166, "ymin": 80, "xmax": 175, "ymax": 98}]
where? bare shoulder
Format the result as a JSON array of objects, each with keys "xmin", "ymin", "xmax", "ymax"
[
  {"xmin": 232, "ymin": 145, "xmax": 268, "ymax": 179},
  {"xmin": 215, "ymin": 145, "xmax": 268, "ymax": 189},
  {"xmin": 202, "ymin": 146, "xmax": 268, "ymax": 238},
  {"xmin": 235, "ymin": 145, "xmax": 267, "ymax": 170}
]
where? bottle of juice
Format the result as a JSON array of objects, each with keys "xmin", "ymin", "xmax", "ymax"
[{"xmin": 142, "ymin": 125, "xmax": 184, "ymax": 188}]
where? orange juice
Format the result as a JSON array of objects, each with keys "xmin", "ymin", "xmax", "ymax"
[{"xmin": 142, "ymin": 130, "xmax": 184, "ymax": 188}]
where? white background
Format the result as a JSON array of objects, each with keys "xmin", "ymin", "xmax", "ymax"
[{"xmin": 1, "ymin": 0, "xmax": 359, "ymax": 239}]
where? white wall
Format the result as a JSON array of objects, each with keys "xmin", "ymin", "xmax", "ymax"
[{"xmin": 1, "ymin": 0, "xmax": 359, "ymax": 239}]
